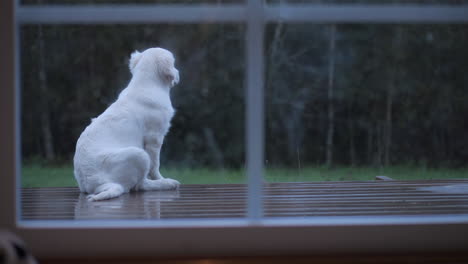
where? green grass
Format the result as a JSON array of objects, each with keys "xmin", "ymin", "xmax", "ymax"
[
  {"xmin": 21, "ymin": 164, "xmax": 468, "ymax": 188},
  {"xmin": 265, "ymin": 166, "xmax": 468, "ymax": 182},
  {"xmin": 21, "ymin": 166, "xmax": 246, "ymax": 187},
  {"xmin": 22, "ymin": 165, "xmax": 76, "ymax": 188}
]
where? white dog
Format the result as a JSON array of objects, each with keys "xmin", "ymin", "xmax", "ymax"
[{"xmin": 74, "ymin": 47, "xmax": 180, "ymax": 201}]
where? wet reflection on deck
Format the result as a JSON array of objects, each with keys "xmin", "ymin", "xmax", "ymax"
[
  {"xmin": 21, "ymin": 180, "xmax": 468, "ymax": 220},
  {"xmin": 74, "ymin": 190, "xmax": 180, "ymax": 219}
]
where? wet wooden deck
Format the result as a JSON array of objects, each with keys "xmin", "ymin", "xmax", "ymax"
[{"xmin": 21, "ymin": 180, "xmax": 468, "ymax": 220}]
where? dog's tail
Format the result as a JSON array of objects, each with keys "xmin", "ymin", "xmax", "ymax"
[{"xmin": 87, "ymin": 182, "xmax": 124, "ymax": 201}]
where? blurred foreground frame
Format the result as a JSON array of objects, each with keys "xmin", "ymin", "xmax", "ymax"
[{"xmin": 5, "ymin": 0, "xmax": 468, "ymax": 259}]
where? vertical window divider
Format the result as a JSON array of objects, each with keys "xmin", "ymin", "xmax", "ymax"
[{"xmin": 246, "ymin": 0, "xmax": 265, "ymax": 222}]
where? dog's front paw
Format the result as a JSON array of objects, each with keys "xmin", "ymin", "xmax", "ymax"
[
  {"xmin": 161, "ymin": 178, "xmax": 180, "ymax": 190},
  {"xmin": 87, "ymin": 194, "xmax": 97, "ymax": 202}
]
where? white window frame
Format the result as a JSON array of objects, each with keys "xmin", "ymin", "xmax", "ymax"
[{"xmin": 1, "ymin": 0, "xmax": 468, "ymax": 257}]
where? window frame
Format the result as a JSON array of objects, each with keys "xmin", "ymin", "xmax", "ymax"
[{"xmin": 2, "ymin": 0, "xmax": 468, "ymax": 257}]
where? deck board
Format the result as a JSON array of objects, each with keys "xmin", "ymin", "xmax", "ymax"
[{"xmin": 21, "ymin": 180, "xmax": 468, "ymax": 220}]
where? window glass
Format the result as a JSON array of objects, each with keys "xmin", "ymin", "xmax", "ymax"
[
  {"xmin": 264, "ymin": 23, "xmax": 468, "ymax": 182},
  {"xmin": 21, "ymin": 24, "xmax": 246, "ymax": 190}
]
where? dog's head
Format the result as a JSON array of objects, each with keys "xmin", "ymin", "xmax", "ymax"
[{"xmin": 129, "ymin": 47, "xmax": 179, "ymax": 87}]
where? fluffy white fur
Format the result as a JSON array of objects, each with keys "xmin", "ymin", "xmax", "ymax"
[{"xmin": 74, "ymin": 47, "xmax": 180, "ymax": 201}]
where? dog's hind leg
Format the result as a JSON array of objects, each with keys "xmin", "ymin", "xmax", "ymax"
[
  {"xmin": 88, "ymin": 147, "xmax": 151, "ymax": 201},
  {"xmin": 87, "ymin": 182, "xmax": 124, "ymax": 201}
]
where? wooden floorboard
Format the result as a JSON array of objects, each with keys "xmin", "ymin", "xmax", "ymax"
[{"xmin": 21, "ymin": 180, "xmax": 468, "ymax": 220}]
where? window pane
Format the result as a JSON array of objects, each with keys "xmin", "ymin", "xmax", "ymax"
[
  {"xmin": 264, "ymin": 23, "xmax": 468, "ymax": 182},
  {"xmin": 20, "ymin": 24, "xmax": 246, "ymax": 219}
]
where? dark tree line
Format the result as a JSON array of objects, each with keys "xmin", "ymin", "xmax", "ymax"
[
  {"xmin": 265, "ymin": 24, "xmax": 468, "ymax": 168},
  {"xmin": 21, "ymin": 23, "xmax": 468, "ymax": 169}
]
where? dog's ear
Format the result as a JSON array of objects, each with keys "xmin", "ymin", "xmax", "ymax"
[
  {"xmin": 157, "ymin": 58, "xmax": 179, "ymax": 87},
  {"xmin": 129, "ymin": 51, "xmax": 142, "ymax": 74}
]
